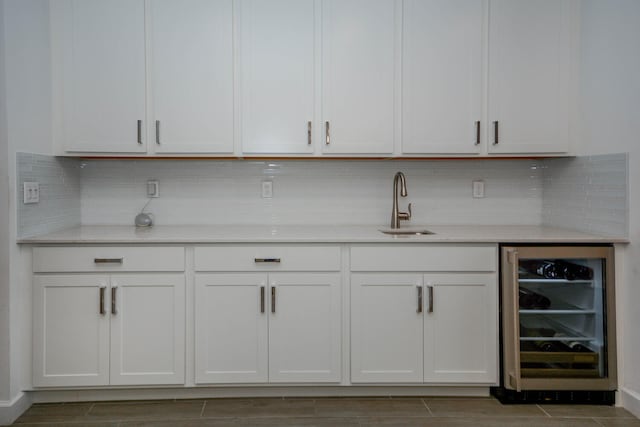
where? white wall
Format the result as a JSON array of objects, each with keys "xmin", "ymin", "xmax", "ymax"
[
  {"xmin": 0, "ymin": 0, "xmax": 52, "ymax": 420},
  {"xmin": 0, "ymin": 0, "xmax": 11, "ymax": 404},
  {"xmin": 578, "ymin": 0, "xmax": 640, "ymax": 415}
]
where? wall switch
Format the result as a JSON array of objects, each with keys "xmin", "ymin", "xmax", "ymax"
[
  {"xmin": 472, "ymin": 180, "xmax": 485, "ymax": 198},
  {"xmin": 262, "ymin": 180, "xmax": 273, "ymax": 198},
  {"xmin": 23, "ymin": 182, "xmax": 40, "ymax": 204},
  {"xmin": 147, "ymin": 180, "xmax": 159, "ymax": 198}
]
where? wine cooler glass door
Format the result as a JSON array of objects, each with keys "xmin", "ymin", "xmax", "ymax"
[{"xmin": 501, "ymin": 246, "xmax": 616, "ymax": 391}]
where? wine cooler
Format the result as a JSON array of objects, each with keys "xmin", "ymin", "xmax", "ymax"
[{"xmin": 493, "ymin": 245, "xmax": 617, "ymax": 404}]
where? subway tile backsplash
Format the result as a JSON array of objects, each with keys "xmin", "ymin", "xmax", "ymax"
[
  {"xmin": 78, "ymin": 159, "xmax": 543, "ymax": 227},
  {"xmin": 15, "ymin": 153, "xmax": 628, "ymax": 238},
  {"xmin": 541, "ymin": 153, "xmax": 628, "ymax": 237},
  {"xmin": 16, "ymin": 152, "xmax": 81, "ymax": 238}
]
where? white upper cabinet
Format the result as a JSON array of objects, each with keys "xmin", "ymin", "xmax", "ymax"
[
  {"xmin": 239, "ymin": 0, "xmax": 315, "ymax": 155},
  {"xmin": 402, "ymin": 0, "xmax": 484, "ymax": 155},
  {"xmin": 321, "ymin": 0, "xmax": 396, "ymax": 155},
  {"xmin": 149, "ymin": 0, "xmax": 234, "ymax": 154},
  {"xmin": 59, "ymin": 0, "xmax": 146, "ymax": 153},
  {"xmin": 487, "ymin": 0, "xmax": 571, "ymax": 154}
]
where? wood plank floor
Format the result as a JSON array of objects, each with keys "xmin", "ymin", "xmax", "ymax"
[{"xmin": 12, "ymin": 397, "xmax": 640, "ymax": 426}]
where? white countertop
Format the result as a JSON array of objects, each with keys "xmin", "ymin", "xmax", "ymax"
[{"xmin": 17, "ymin": 225, "xmax": 628, "ymax": 244}]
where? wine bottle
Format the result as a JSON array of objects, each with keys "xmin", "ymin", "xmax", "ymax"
[
  {"xmin": 566, "ymin": 341, "xmax": 592, "ymax": 353},
  {"xmin": 519, "ymin": 259, "xmax": 562, "ymax": 279},
  {"xmin": 519, "ymin": 287, "xmax": 551, "ymax": 309},
  {"xmin": 556, "ymin": 260, "xmax": 594, "ymax": 281},
  {"xmin": 534, "ymin": 340, "xmax": 572, "ymax": 352}
]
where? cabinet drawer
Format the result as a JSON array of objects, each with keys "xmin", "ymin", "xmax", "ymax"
[
  {"xmin": 195, "ymin": 245, "xmax": 341, "ymax": 272},
  {"xmin": 33, "ymin": 246, "xmax": 185, "ymax": 272},
  {"xmin": 350, "ymin": 245, "xmax": 496, "ymax": 272}
]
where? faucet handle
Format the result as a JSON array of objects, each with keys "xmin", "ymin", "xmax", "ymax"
[{"xmin": 398, "ymin": 203, "xmax": 412, "ymax": 221}]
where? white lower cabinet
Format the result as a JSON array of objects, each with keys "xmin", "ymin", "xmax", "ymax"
[
  {"xmin": 195, "ymin": 272, "xmax": 341, "ymax": 384},
  {"xmin": 350, "ymin": 245, "xmax": 498, "ymax": 385},
  {"xmin": 32, "ymin": 246, "xmax": 186, "ymax": 388},
  {"xmin": 194, "ymin": 245, "xmax": 342, "ymax": 384}
]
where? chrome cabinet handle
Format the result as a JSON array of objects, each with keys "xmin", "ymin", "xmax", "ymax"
[
  {"xmin": 260, "ymin": 286, "xmax": 265, "ymax": 313},
  {"xmin": 271, "ymin": 286, "xmax": 276, "ymax": 313},
  {"xmin": 417, "ymin": 286, "xmax": 423, "ymax": 313},
  {"xmin": 427, "ymin": 285, "xmax": 434, "ymax": 313},
  {"xmin": 156, "ymin": 120, "xmax": 160, "ymax": 145},
  {"xmin": 307, "ymin": 121, "xmax": 312, "ymax": 145},
  {"xmin": 493, "ymin": 121, "xmax": 499, "ymax": 145},
  {"xmin": 99, "ymin": 286, "xmax": 106, "ymax": 315},
  {"xmin": 111, "ymin": 286, "xmax": 118, "ymax": 315},
  {"xmin": 254, "ymin": 258, "xmax": 281, "ymax": 263},
  {"xmin": 137, "ymin": 120, "xmax": 142, "ymax": 144},
  {"xmin": 475, "ymin": 121, "xmax": 481, "ymax": 145},
  {"xmin": 325, "ymin": 121, "xmax": 330, "ymax": 145},
  {"xmin": 94, "ymin": 258, "xmax": 123, "ymax": 264}
]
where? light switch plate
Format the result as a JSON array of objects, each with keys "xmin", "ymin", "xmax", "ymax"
[{"xmin": 23, "ymin": 182, "xmax": 40, "ymax": 204}]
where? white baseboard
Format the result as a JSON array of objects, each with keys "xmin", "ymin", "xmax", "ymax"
[
  {"xmin": 620, "ymin": 387, "xmax": 640, "ymax": 418},
  {"xmin": 30, "ymin": 386, "xmax": 489, "ymax": 404},
  {"xmin": 0, "ymin": 392, "xmax": 32, "ymax": 426}
]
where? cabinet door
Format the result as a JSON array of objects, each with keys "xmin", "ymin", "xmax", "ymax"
[
  {"xmin": 33, "ymin": 275, "xmax": 110, "ymax": 387},
  {"xmin": 195, "ymin": 274, "xmax": 268, "ymax": 383},
  {"xmin": 268, "ymin": 273, "xmax": 341, "ymax": 382},
  {"xmin": 351, "ymin": 273, "xmax": 423, "ymax": 383},
  {"xmin": 488, "ymin": 0, "xmax": 571, "ymax": 154},
  {"xmin": 149, "ymin": 0, "xmax": 234, "ymax": 154},
  {"xmin": 60, "ymin": 0, "xmax": 146, "ymax": 153},
  {"xmin": 402, "ymin": 0, "xmax": 483, "ymax": 154},
  {"xmin": 240, "ymin": 0, "xmax": 315, "ymax": 154},
  {"xmin": 322, "ymin": 0, "xmax": 396, "ymax": 154},
  {"xmin": 110, "ymin": 274, "xmax": 186, "ymax": 385},
  {"xmin": 423, "ymin": 274, "xmax": 497, "ymax": 383}
]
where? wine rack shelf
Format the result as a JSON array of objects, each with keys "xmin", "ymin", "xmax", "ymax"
[{"xmin": 521, "ymin": 351, "xmax": 599, "ymax": 364}]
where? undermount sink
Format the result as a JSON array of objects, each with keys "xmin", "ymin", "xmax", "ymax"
[{"xmin": 379, "ymin": 229, "xmax": 435, "ymax": 236}]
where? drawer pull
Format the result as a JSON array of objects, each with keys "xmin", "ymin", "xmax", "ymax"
[
  {"xmin": 99, "ymin": 286, "xmax": 106, "ymax": 315},
  {"xmin": 111, "ymin": 286, "xmax": 118, "ymax": 315},
  {"xmin": 254, "ymin": 258, "xmax": 281, "ymax": 263},
  {"xmin": 94, "ymin": 258, "xmax": 123, "ymax": 264}
]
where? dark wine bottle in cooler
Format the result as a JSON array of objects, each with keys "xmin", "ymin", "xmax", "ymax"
[
  {"xmin": 566, "ymin": 341, "xmax": 592, "ymax": 353},
  {"xmin": 519, "ymin": 260, "xmax": 562, "ymax": 279},
  {"xmin": 534, "ymin": 340, "xmax": 572, "ymax": 352},
  {"xmin": 556, "ymin": 260, "xmax": 594, "ymax": 281},
  {"xmin": 519, "ymin": 287, "xmax": 551, "ymax": 309},
  {"xmin": 520, "ymin": 259, "xmax": 594, "ymax": 281}
]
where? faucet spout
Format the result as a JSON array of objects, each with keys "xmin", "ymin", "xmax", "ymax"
[{"xmin": 391, "ymin": 172, "xmax": 411, "ymax": 229}]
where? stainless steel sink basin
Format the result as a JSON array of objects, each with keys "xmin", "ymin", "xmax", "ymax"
[{"xmin": 379, "ymin": 229, "xmax": 435, "ymax": 236}]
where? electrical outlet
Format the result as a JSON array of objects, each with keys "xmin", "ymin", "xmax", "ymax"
[
  {"xmin": 262, "ymin": 180, "xmax": 273, "ymax": 198},
  {"xmin": 147, "ymin": 180, "xmax": 159, "ymax": 198},
  {"xmin": 23, "ymin": 182, "xmax": 40, "ymax": 204},
  {"xmin": 472, "ymin": 180, "xmax": 485, "ymax": 198}
]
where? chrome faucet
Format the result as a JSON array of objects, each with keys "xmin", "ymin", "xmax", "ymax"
[{"xmin": 390, "ymin": 171, "xmax": 412, "ymax": 229}]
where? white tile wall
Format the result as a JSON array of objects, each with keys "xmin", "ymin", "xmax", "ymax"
[
  {"xmin": 16, "ymin": 153, "xmax": 629, "ymax": 236},
  {"xmin": 16, "ymin": 152, "xmax": 81, "ymax": 237},
  {"xmin": 541, "ymin": 153, "xmax": 628, "ymax": 237},
  {"xmin": 79, "ymin": 159, "xmax": 543, "ymax": 226}
]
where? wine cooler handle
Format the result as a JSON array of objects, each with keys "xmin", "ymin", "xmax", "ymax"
[{"xmin": 508, "ymin": 249, "xmax": 522, "ymax": 392}]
